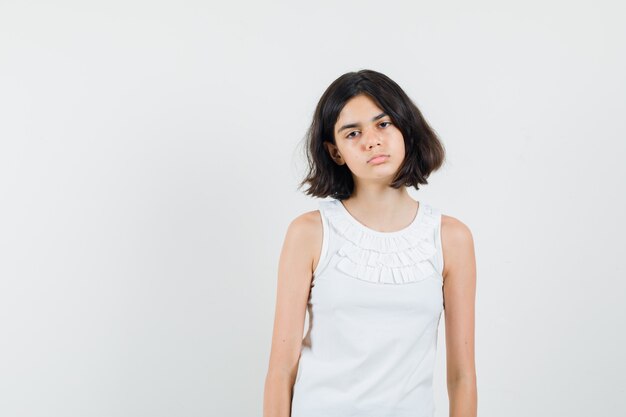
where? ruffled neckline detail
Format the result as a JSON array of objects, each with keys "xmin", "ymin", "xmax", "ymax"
[{"xmin": 322, "ymin": 199, "xmax": 439, "ymax": 285}]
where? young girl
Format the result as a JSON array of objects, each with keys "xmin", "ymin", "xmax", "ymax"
[{"xmin": 263, "ymin": 69, "xmax": 477, "ymax": 417}]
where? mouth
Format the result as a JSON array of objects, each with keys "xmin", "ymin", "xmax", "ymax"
[{"xmin": 368, "ymin": 154, "xmax": 390, "ymax": 163}]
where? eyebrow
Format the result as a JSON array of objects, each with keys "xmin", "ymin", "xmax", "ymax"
[{"xmin": 337, "ymin": 112, "xmax": 388, "ymax": 133}]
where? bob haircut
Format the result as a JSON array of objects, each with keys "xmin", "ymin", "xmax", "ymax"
[{"xmin": 299, "ymin": 69, "xmax": 445, "ymax": 200}]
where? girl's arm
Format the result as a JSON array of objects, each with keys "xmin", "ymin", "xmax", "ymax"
[
  {"xmin": 441, "ymin": 215, "xmax": 478, "ymax": 417},
  {"xmin": 263, "ymin": 211, "xmax": 321, "ymax": 417}
]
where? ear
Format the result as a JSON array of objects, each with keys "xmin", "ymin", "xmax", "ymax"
[{"xmin": 324, "ymin": 141, "xmax": 345, "ymax": 165}]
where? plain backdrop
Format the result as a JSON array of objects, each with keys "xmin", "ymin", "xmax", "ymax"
[{"xmin": 1, "ymin": 1, "xmax": 625, "ymax": 416}]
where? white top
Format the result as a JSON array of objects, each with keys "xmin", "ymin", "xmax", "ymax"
[{"xmin": 290, "ymin": 198, "xmax": 445, "ymax": 417}]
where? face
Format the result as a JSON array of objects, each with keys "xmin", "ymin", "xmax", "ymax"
[{"xmin": 325, "ymin": 94, "xmax": 405, "ymax": 183}]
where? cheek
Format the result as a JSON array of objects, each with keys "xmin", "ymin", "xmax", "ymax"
[{"xmin": 390, "ymin": 130, "xmax": 405, "ymax": 150}]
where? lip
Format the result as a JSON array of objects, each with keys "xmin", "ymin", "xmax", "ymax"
[{"xmin": 367, "ymin": 154, "xmax": 390, "ymax": 164}]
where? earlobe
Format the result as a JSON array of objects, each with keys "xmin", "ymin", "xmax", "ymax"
[
  {"xmin": 324, "ymin": 142, "xmax": 344, "ymax": 165},
  {"xmin": 332, "ymin": 151, "xmax": 344, "ymax": 165}
]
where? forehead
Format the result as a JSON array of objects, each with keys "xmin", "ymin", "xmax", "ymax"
[{"xmin": 335, "ymin": 94, "xmax": 384, "ymax": 124}]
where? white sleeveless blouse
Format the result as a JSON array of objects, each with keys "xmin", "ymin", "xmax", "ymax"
[{"xmin": 290, "ymin": 198, "xmax": 445, "ymax": 417}]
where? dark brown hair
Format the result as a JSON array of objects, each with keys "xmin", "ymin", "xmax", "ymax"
[{"xmin": 298, "ymin": 69, "xmax": 445, "ymax": 200}]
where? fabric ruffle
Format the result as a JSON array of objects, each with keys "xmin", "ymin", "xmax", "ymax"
[{"xmin": 323, "ymin": 200, "xmax": 439, "ymax": 285}]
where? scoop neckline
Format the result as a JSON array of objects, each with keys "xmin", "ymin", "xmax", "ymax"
[{"xmin": 335, "ymin": 199, "xmax": 424, "ymax": 236}]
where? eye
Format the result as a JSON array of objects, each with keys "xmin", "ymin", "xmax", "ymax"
[
  {"xmin": 379, "ymin": 121, "xmax": 392, "ymax": 128},
  {"xmin": 346, "ymin": 131, "xmax": 359, "ymax": 139}
]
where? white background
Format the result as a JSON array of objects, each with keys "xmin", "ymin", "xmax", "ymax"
[{"xmin": 1, "ymin": 1, "xmax": 625, "ymax": 416}]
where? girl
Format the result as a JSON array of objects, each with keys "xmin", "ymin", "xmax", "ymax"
[{"xmin": 263, "ymin": 69, "xmax": 477, "ymax": 417}]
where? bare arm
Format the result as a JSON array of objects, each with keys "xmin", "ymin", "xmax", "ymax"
[
  {"xmin": 263, "ymin": 211, "xmax": 321, "ymax": 417},
  {"xmin": 441, "ymin": 215, "xmax": 478, "ymax": 417}
]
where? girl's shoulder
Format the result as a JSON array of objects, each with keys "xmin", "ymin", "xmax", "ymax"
[
  {"xmin": 440, "ymin": 214, "xmax": 475, "ymax": 278},
  {"xmin": 283, "ymin": 209, "xmax": 324, "ymax": 272},
  {"xmin": 287, "ymin": 208, "xmax": 323, "ymax": 234},
  {"xmin": 441, "ymin": 214, "xmax": 473, "ymax": 239}
]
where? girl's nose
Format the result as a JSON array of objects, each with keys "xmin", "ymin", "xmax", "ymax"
[{"xmin": 364, "ymin": 127, "xmax": 382, "ymax": 147}]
